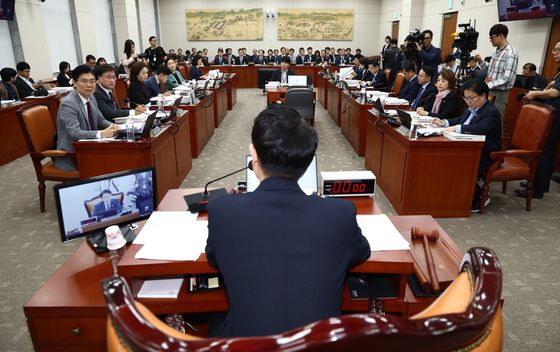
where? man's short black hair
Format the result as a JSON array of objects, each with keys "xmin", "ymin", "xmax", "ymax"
[
  {"xmin": 444, "ymin": 55, "xmax": 456, "ymax": 63},
  {"xmin": 403, "ymin": 63, "xmax": 416, "ymax": 73},
  {"xmin": 489, "ymin": 24, "xmax": 508, "ymax": 38},
  {"xmin": 85, "ymin": 54, "xmax": 96, "ymax": 62},
  {"xmin": 154, "ymin": 64, "xmax": 172, "ymax": 76},
  {"xmin": 358, "ymin": 57, "xmax": 369, "ymax": 66},
  {"xmin": 307, "ymin": 47, "xmax": 312, "ymax": 50},
  {"xmin": 523, "ymin": 63, "xmax": 537, "ymax": 72},
  {"xmin": 354, "ymin": 54, "xmax": 364, "ymax": 60},
  {"xmin": 100, "ymin": 189, "xmax": 112, "ymax": 197},
  {"xmin": 420, "ymin": 66, "xmax": 435, "ymax": 79},
  {"xmin": 281, "ymin": 57, "xmax": 291, "ymax": 64},
  {"xmin": 95, "ymin": 64, "xmax": 117, "ymax": 78},
  {"xmin": 468, "ymin": 56, "xmax": 477, "ymax": 62},
  {"xmin": 421, "ymin": 29, "xmax": 433, "ymax": 38},
  {"xmin": 71, "ymin": 64, "xmax": 94, "ymax": 81},
  {"xmin": 462, "ymin": 79, "xmax": 490, "ymax": 98},
  {"xmin": 149, "ymin": 36, "xmax": 156, "ymax": 41},
  {"xmin": 251, "ymin": 105, "xmax": 318, "ymax": 180},
  {"xmin": 0, "ymin": 67, "xmax": 17, "ymax": 82},
  {"xmin": 369, "ymin": 60, "xmax": 380, "ymax": 68},
  {"xmin": 16, "ymin": 61, "xmax": 30, "ymax": 72},
  {"xmin": 390, "ymin": 38, "xmax": 398, "ymax": 45},
  {"xmin": 385, "ymin": 35, "xmax": 391, "ymax": 40}
]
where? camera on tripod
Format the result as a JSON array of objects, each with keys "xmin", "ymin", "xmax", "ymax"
[{"xmin": 452, "ymin": 20, "xmax": 479, "ymax": 72}]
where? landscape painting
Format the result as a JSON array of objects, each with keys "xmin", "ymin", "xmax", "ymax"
[
  {"xmin": 186, "ymin": 8, "xmax": 263, "ymax": 41},
  {"xmin": 277, "ymin": 9, "xmax": 354, "ymax": 40}
]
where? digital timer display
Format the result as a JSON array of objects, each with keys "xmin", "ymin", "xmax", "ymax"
[{"xmin": 323, "ymin": 179, "xmax": 375, "ymax": 196}]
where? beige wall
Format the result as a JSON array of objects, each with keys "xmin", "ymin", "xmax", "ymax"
[
  {"xmin": 158, "ymin": 0, "xmax": 383, "ymax": 57},
  {"xmin": 113, "ymin": 0, "xmax": 141, "ymax": 58},
  {"xmin": 378, "ymin": 0, "xmax": 553, "ymax": 73},
  {"xmin": 74, "ymin": 0, "xmax": 97, "ymax": 61}
]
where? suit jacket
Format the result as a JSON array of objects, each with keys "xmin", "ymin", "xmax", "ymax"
[
  {"xmin": 144, "ymin": 75, "xmax": 162, "ymax": 97},
  {"xmin": 366, "ymin": 70, "xmax": 388, "ymax": 90},
  {"xmin": 411, "ymin": 82, "xmax": 438, "ymax": 111},
  {"xmin": 14, "ymin": 76, "xmax": 35, "ymax": 98},
  {"xmin": 266, "ymin": 56, "xmax": 277, "ymax": 64},
  {"xmin": 304, "ymin": 54, "xmax": 315, "ymax": 63},
  {"xmin": 343, "ymin": 54, "xmax": 354, "ymax": 64},
  {"xmin": 467, "ymin": 66, "xmax": 487, "ymax": 81},
  {"xmin": 269, "ymin": 68, "xmax": 295, "ymax": 83},
  {"xmin": 224, "ymin": 55, "xmax": 235, "ymax": 65},
  {"xmin": 234, "ymin": 55, "xmax": 249, "ymax": 65},
  {"xmin": 419, "ymin": 45, "xmax": 441, "ymax": 72},
  {"xmin": 166, "ymin": 71, "xmax": 186, "ymax": 90},
  {"xmin": 213, "ymin": 55, "xmax": 225, "ymax": 65},
  {"xmin": 253, "ymin": 55, "xmax": 267, "ymax": 65},
  {"xmin": 128, "ymin": 80, "xmax": 151, "ymax": 108},
  {"xmin": 295, "ymin": 55, "xmax": 306, "ymax": 65},
  {"xmin": 55, "ymin": 90, "xmax": 111, "ymax": 171},
  {"xmin": 93, "ymin": 199, "xmax": 122, "ymax": 216},
  {"xmin": 398, "ymin": 76, "xmax": 421, "ymax": 102},
  {"xmin": 93, "ymin": 84, "xmax": 128, "ymax": 121},
  {"xmin": 206, "ymin": 177, "xmax": 371, "ymax": 337},
  {"xmin": 360, "ymin": 70, "xmax": 373, "ymax": 82},
  {"xmin": 446, "ymin": 100, "xmax": 502, "ymax": 174},
  {"xmin": 334, "ymin": 55, "xmax": 342, "ymax": 65},
  {"xmin": 427, "ymin": 91, "xmax": 461, "ymax": 120},
  {"xmin": 190, "ymin": 66, "xmax": 202, "ymax": 81},
  {"xmin": 0, "ymin": 81, "xmax": 20, "ymax": 100},
  {"xmin": 56, "ymin": 73, "xmax": 72, "ymax": 87}
]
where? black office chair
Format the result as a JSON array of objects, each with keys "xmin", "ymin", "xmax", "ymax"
[{"xmin": 284, "ymin": 87, "xmax": 315, "ymax": 125}]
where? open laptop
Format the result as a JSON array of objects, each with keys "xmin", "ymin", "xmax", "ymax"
[
  {"xmin": 161, "ymin": 97, "xmax": 182, "ymax": 123},
  {"xmin": 288, "ymin": 75, "xmax": 308, "ymax": 87},
  {"xmin": 395, "ymin": 109, "xmax": 412, "ymax": 129},
  {"xmin": 246, "ymin": 155, "xmax": 318, "ymax": 195},
  {"xmin": 115, "ymin": 111, "xmax": 157, "ymax": 140}
]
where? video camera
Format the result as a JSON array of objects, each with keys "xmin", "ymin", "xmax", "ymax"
[
  {"xmin": 408, "ymin": 29, "xmax": 425, "ymax": 43},
  {"xmin": 452, "ymin": 20, "xmax": 479, "ymax": 70}
]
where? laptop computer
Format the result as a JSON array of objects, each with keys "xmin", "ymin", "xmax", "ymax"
[
  {"xmin": 246, "ymin": 155, "xmax": 318, "ymax": 195},
  {"xmin": 115, "ymin": 111, "xmax": 157, "ymax": 140},
  {"xmin": 288, "ymin": 75, "xmax": 308, "ymax": 87},
  {"xmin": 372, "ymin": 99, "xmax": 400, "ymax": 126},
  {"xmin": 395, "ymin": 109, "xmax": 412, "ymax": 129},
  {"xmin": 161, "ymin": 97, "xmax": 182, "ymax": 123}
]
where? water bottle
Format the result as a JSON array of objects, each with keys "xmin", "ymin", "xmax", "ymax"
[{"xmin": 126, "ymin": 115, "xmax": 135, "ymax": 141}]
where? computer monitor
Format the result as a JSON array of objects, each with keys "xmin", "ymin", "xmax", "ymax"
[
  {"xmin": 288, "ymin": 75, "xmax": 308, "ymax": 87},
  {"xmin": 54, "ymin": 167, "xmax": 157, "ymax": 243},
  {"xmin": 245, "ymin": 155, "xmax": 318, "ymax": 195}
]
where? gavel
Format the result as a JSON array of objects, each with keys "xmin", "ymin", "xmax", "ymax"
[{"xmin": 411, "ymin": 227, "xmax": 440, "ymax": 292}]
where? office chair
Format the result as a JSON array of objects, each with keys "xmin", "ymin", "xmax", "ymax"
[
  {"xmin": 16, "ymin": 103, "xmax": 80, "ymax": 212},
  {"xmin": 103, "ymin": 247, "xmax": 503, "ymax": 352},
  {"xmin": 391, "ymin": 72, "xmax": 406, "ymax": 96},
  {"xmin": 284, "ymin": 87, "xmax": 315, "ymax": 125},
  {"xmin": 479, "ymin": 102, "xmax": 555, "ymax": 213}
]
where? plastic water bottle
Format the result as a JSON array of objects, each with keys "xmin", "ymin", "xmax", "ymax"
[{"xmin": 126, "ymin": 115, "xmax": 135, "ymax": 141}]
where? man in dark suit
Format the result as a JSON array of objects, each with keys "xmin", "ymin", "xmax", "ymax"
[
  {"xmin": 410, "ymin": 66, "xmax": 437, "ymax": 111},
  {"xmin": 434, "ymin": 79, "xmax": 502, "ymax": 212},
  {"xmin": 224, "ymin": 48, "xmax": 235, "ymax": 65},
  {"xmin": 93, "ymin": 190, "xmax": 122, "ymax": 216},
  {"xmin": 364, "ymin": 60, "xmax": 388, "ymax": 90},
  {"xmin": 14, "ymin": 61, "xmax": 42, "ymax": 98},
  {"xmin": 55, "ymin": 65, "xmax": 116, "ymax": 171},
  {"xmin": 343, "ymin": 48, "xmax": 354, "ymax": 64},
  {"xmin": 213, "ymin": 48, "xmax": 225, "ymax": 65},
  {"xmin": 304, "ymin": 47, "xmax": 315, "ymax": 63},
  {"xmin": 235, "ymin": 48, "xmax": 249, "ymax": 65},
  {"xmin": 94, "ymin": 65, "xmax": 146, "ymax": 122},
  {"xmin": 144, "ymin": 65, "xmax": 171, "ymax": 97},
  {"xmin": 253, "ymin": 49, "xmax": 267, "ymax": 65},
  {"xmin": 399, "ymin": 63, "xmax": 421, "ymax": 102},
  {"xmin": 295, "ymin": 47, "xmax": 306, "ymax": 65},
  {"xmin": 466, "ymin": 56, "xmax": 487, "ymax": 81},
  {"xmin": 206, "ymin": 105, "xmax": 371, "ymax": 337},
  {"xmin": 269, "ymin": 57, "xmax": 295, "ymax": 84}
]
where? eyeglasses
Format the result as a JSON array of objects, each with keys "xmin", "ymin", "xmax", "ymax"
[
  {"xmin": 423, "ymin": 37, "xmax": 432, "ymax": 40},
  {"xmin": 463, "ymin": 94, "xmax": 480, "ymax": 102},
  {"xmin": 552, "ymin": 48, "xmax": 560, "ymax": 53},
  {"xmin": 418, "ymin": 74, "xmax": 427, "ymax": 77},
  {"xmin": 77, "ymin": 79, "xmax": 96, "ymax": 85},
  {"xmin": 101, "ymin": 75, "xmax": 117, "ymax": 80},
  {"xmin": 489, "ymin": 35, "xmax": 498, "ymax": 40}
]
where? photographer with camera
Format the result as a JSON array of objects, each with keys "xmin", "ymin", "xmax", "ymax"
[
  {"xmin": 484, "ymin": 24, "xmax": 519, "ymax": 118},
  {"xmin": 402, "ymin": 35, "xmax": 421, "ymax": 72},
  {"xmin": 416, "ymin": 30, "xmax": 441, "ymax": 81}
]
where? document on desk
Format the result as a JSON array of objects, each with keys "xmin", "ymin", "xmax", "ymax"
[
  {"xmin": 134, "ymin": 211, "xmax": 207, "ymax": 261},
  {"xmin": 137, "ymin": 277, "xmax": 183, "ymax": 298},
  {"xmin": 356, "ymin": 214, "xmax": 410, "ymax": 251}
]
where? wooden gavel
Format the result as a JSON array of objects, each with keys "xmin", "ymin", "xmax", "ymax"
[{"xmin": 411, "ymin": 227, "xmax": 440, "ymax": 292}]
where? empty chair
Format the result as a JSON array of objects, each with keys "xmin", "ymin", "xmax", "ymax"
[
  {"xmin": 104, "ymin": 246, "xmax": 503, "ymax": 352},
  {"xmin": 16, "ymin": 103, "xmax": 80, "ymax": 212},
  {"xmin": 284, "ymin": 87, "xmax": 315, "ymax": 125},
  {"xmin": 391, "ymin": 72, "xmax": 406, "ymax": 95}
]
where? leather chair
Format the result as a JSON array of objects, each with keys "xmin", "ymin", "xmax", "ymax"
[
  {"xmin": 391, "ymin": 72, "xmax": 405, "ymax": 95},
  {"xmin": 284, "ymin": 87, "xmax": 315, "ymax": 125},
  {"xmin": 16, "ymin": 103, "xmax": 80, "ymax": 212},
  {"xmin": 179, "ymin": 64, "xmax": 190, "ymax": 80},
  {"xmin": 384, "ymin": 68, "xmax": 391, "ymax": 82},
  {"xmin": 84, "ymin": 192, "xmax": 124, "ymax": 218},
  {"xmin": 113, "ymin": 77, "xmax": 129, "ymax": 109},
  {"xmin": 103, "ymin": 247, "xmax": 503, "ymax": 352},
  {"xmin": 479, "ymin": 102, "xmax": 555, "ymax": 213}
]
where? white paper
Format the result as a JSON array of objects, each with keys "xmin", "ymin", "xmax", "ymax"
[
  {"xmin": 383, "ymin": 97, "xmax": 410, "ymax": 106},
  {"xmin": 356, "ymin": 214, "xmax": 410, "ymax": 252},
  {"xmin": 443, "ymin": 132, "xmax": 486, "ymax": 141},
  {"xmin": 134, "ymin": 212, "xmax": 208, "ymax": 261},
  {"xmin": 137, "ymin": 278, "xmax": 183, "ymax": 298}
]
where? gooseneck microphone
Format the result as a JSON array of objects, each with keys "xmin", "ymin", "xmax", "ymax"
[{"xmin": 184, "ymin": 161, "xmax": 253, "ymax": 213}]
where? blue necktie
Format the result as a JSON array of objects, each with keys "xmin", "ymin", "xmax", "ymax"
[{"xmin": 411, "ymin": 87, "xmax": 425, "ymax": 109}]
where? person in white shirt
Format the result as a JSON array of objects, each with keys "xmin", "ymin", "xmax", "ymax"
[{"xmin": 121, "ymin": 39, "xmax": 139, "ymax": 75}]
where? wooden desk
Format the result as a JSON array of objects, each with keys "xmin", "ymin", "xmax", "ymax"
[
  {"xmin": 23, "ymin": 188, "xmax": 461, "ymax": 351},
  {"xmin": 209, "ymin": 83, "xmax": 228, "ymax": 127},
  {"xmin": 316, "ymin": 73, "xmax": 329, "ymax": 108},
  {"xmin": 327, "ymin": 79, "xmax": 342, "ymax": 126},
  {"xmin": 225, "ymin": 74, "xmax": 238, "ymax": 110},
  {"xmin": 365, "ymin": 111, "xmax": 484, "ymax": 218},
  {"xmin": 340, "ymin": 92, "xmax": 374, "ymax": 156},
  {"xmin": 74, "ymin": 112, "xmax": 192, "ymax": 203},
  {"xmin": 179, "ymin": 92, "xmax": 215, "ymax": 158}
]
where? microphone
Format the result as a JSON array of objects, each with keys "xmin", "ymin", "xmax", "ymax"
[{"xmin": 183, "ymin": 161, "xmax": 253, "ymax": 213}]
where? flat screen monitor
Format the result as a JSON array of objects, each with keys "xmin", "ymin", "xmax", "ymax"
[
  {"xmin": 246, "ymin": 155, "xmax": 318, "ymax": 195},
  {"xmin": 498, "ymin": 0, "xmax": 560, "ymax": 21},
  {"xmin": 54, "ymin": 167, "xmax": 157, "ymax": 242},
  {"xmin": 288, "ymin": 75, "xmax": 308, "ymax": 87}
]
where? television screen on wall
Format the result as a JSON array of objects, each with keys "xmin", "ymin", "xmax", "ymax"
[
  {"xmin": 0, "ymin": 0, "xmax": 15, "ymax": 21},
  {"xmin": 498, "ymin": 0, "xmax": 560, "ymax": 21}
]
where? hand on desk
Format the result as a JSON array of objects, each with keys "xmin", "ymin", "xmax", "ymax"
[
  {"xmin": 416, "ymin": 107, "xmax": 429, "ymax": 116},
  {"xmin": 101, "ymin": 124, "xmax": 118, "ymax": 138},
  {"xmin": 443, "ymin": 125, "xmax": 458, "ymax": 133},
  {"xmin": 162, "ymin": 91, "xmax": 172, "ymax": 97},
  {"xmin": 134, "ymin": 105, "xmax": 147, "ymax": 114},
  {"xmin": 432, "ymin": 118, "xmax": 446, "ymax": 127}
]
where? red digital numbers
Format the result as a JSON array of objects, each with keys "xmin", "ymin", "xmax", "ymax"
[{"xmin": 331, "ymin": 181, "xmax": 367, "ymax": 194}]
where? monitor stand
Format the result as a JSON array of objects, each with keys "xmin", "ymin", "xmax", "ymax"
[{"xmin": 86, "ymin": 225, "xmax": 136, "ymax": 253}]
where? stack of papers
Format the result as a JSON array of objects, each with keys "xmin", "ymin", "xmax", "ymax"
[
  {"xmin": 443, "ymin": 132, "xmax": 486, "ymax": 141},
  {"xmin": 383, "ymin": 97, "xmax": 409, "ymax": 106},
  {"xmin": 134, "ymin": 211, "xmax": 208, "ymax": 261},
  {"xmin": 137, "ymin": 278, "xmax": 183, "ymax": 298},
  {"xmin": 48, "ymin": 87, "xmax": 74, "ymax": 93},
  {"xmin": 344, "ymin": 79, "xmax": 361, "ymax": 87},
  {"xmin": 356, "ymin": 214, "xmax": 410, "ymax": 251},
  {"xmin": 417, "ymin": 126, "xmax": 444, "ymax": 136},
  {"xmin": 266, "ymin": 81, "xmax": 281, "ymax": 90}
]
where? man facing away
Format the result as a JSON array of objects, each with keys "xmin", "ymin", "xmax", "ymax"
[{"xmin": 206, "ymin": 105, "xmax": 371, "ymax": 337}]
